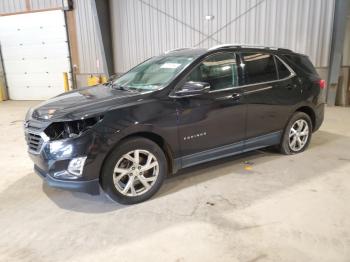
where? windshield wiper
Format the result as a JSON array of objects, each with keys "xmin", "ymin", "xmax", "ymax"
[
  {"xmin": 108, "ymin": 83, "xmax": 151, "ymax": 92},
  {"xmin": 110, "ymin": 83, "xmax": 130, "ymax": 91}
]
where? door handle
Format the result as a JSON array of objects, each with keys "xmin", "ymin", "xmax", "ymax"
[
  {"xmin": 231, "ymin": 93, "xmax": 241, "ymax": 100},
  {"xmin": 215, "ymin": 93, "xmax": 241, "ymax": 101},
  {"xmin": 286, "ymin": 84, "xmax": 297, "ymax": 90}
]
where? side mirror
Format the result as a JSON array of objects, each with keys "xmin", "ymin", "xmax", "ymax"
[{"xmin": 175, "ymin": 81, "xmax": 210, "ymax": 97}]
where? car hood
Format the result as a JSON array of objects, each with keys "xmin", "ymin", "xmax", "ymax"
[{"xmin": 31, "ymin": 85, "xmax": 148, "ymax": 121}]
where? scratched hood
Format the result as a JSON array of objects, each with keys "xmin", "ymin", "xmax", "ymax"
[{"xmin": 31, "ymin": 85, "xmax": 144, "ymax": 121}]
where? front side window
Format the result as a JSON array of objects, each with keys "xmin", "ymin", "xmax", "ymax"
[
  {"xmin": 240, "ymin": 53, "xmax": 278, "ymax": 84},
  {"xmin": 186, "ymin": 52, "xmax": 238, "ymax": 91},
  {"xmin": 113, "ymin": 55, "xmax": 195, "ymax": 91}
]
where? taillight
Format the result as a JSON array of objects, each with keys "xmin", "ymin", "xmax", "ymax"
[{"xmin": 318, "ymin": 79, "xmax": 326, "ymax": 89}]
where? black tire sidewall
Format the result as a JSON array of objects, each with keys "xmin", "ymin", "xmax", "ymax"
[
  {"xmin": 281, "ymin": 112, "xmax": 313, "ymax": 155},
  {"xmin": 101, "ymin": 137, "xmax": 167, "ymax": 204}
]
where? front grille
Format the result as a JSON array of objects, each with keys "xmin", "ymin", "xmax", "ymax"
[{"xmin": 26, "ymin": 132, "xmax": 44, "ymax": 153}]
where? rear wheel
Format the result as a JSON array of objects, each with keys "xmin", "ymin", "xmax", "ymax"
[
  {"xmin": 101, "ymin": 137, "xmax": 167, "ymax": 204},
  {"xmin": 280, "ymin": 112, "xmax": 312, "ymax": 155}
]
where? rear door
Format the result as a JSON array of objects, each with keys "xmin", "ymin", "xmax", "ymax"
[{"xmin": 238, "ymin": 52, "xmax": 297, "ymax": 140}]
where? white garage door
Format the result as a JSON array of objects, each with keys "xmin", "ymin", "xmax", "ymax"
[{"xmin": 0, "ymin": 10, "xmax": 71, "ymax": 100}]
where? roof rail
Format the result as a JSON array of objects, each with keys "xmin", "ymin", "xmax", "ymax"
[
  {"xmin": 208, "ymin": 44, "xmax": 293, "ymax": 52},
  {"xmin": 164, "ymin": 48, "xmax": 190, "ymax": 54},
  {"xmin": 276, "ymin": 47, "xmax": 293, "ymax": 53},
  {"xmin": 208, "ymin": 44, "xmax": 241, "ymax": 50}
]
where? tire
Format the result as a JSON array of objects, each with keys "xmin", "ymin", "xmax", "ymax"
[
  {"xmin": 101, "ymin": 137, "xmax": 167, "ymax": 204},
  {"xmin": 280, "ymin": 112, "xmax": 313, "ymax": 155}
]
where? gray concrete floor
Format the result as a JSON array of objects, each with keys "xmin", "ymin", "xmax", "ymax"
[{"xmin": 0, "ymin": 101, "xmax": 349, "ymax": 262}]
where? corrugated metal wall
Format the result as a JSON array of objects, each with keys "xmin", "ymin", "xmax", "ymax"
[
  {"xmin": 343, "ymin": 15, "xmax": 350, "ymax": 66},
  {"xmin": 111, "ymin": 0, "xmax": 335, "ymax": 73},
  {"xmin": 0, "ymin": 0, "xmax": 347, "ymax": 74},
  {"xmin": 74, "ymin": 0, "xmax": 103, "ymax": 74},
  {"xmin": 0, "ymin": 0, "xmax": 26, "ymax": 13},
  {"xmin": 30, "ymin": 0, "xmax": 62, "ymax": 9}
]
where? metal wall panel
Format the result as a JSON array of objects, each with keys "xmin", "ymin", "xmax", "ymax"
[
  {"xmin": 111, "ymin": 0, "xmax": 335, "ymax": 73},
  {"xmin": 74, "ymin": 0, "xmax": 103, "ymax": 73},
  {"xmin": 30, "ymin": 0, "xmax": 62, "ymax": 9},
  {"xmin": 343, "ymin": 15, "xmax": 350, "ymax": 66},
  {"xmin": 0, "ymin": 0, "xmax": 26, "ymax": 14}
]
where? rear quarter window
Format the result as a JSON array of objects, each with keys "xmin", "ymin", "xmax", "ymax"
[
  {"xmin": 275, "ymin": 57, "xmax": 291, "ymax": 79},
  {"xmin": 281, "ymin": 54, "xmax": 318, "ymax": 76}
]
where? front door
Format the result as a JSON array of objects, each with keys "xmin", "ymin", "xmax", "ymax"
[{"xmin": 174, "ymin": 52, "xmax": 246, "ymax": 167}]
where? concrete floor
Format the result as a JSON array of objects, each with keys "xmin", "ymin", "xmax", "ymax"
[{"xmin": 0, "ymin": 101, "xmax": 349, "ymax": 262}]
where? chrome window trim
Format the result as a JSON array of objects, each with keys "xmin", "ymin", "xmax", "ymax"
[
  {"xmin": 243, "ymin": 86, "xmax": 273, "ymax": 94},
  {"xmin": 169, "ymin": 52, "xmax": 296, "ymax": 97},
  {"xmin": 209, "ymin": 54, "xmax": 296, "ymax": 94}
]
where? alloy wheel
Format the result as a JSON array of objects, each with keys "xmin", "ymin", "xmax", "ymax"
[
  {"xmin": 289, "ymin": 119, "xmax": 309, "ymax": 151},
  {"xmin": 113, "ymin": 149, "xmax": 159, "ymax": 196}
]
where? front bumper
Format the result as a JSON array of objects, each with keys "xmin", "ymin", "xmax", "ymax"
[
  {"xmin": 34, "ymin": 165, "xmax": 100, "ymax": 195},
  {"xmin": 24, "ymin": 118, "xmax": 119, "ymax": 195}
]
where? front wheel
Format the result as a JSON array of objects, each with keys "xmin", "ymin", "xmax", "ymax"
[
  {"xmin": 101, "ymin": 137, "xmax": 167, "ymax": 204},
  {"xmin": 280, "ymin": 112, "xmax": 312, "ymax": 155}
]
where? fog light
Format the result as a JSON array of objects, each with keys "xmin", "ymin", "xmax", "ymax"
[
  {"xmin": 53, "ymin": 170, "xmax": 78, "ymax": 180},
  {"xmin": 67, "ymin": 156, "xmax": 87, "ymax": 177}
]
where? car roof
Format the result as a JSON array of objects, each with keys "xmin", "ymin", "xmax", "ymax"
[{"xmin": 163, "ymin": 44, "xmax": 303, "ymax": 57}]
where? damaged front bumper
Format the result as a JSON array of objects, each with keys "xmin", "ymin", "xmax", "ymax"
[
  {"xmin": 26, "ymin": 127, "xmax": 101, "ymax": 195},
  {"xmin": 24, "ymin": 118, "xmax": 117, "ymax": 195},
  {"xmin": 34, "ymin": 165, "xmax": 100, "ymax": 195}
]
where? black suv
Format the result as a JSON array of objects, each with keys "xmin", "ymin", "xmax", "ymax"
[{"xmin": 24, "ymin": 45, "xmax": 325, "ymax": 204}]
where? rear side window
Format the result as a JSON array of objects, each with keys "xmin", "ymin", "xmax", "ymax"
[
  {"xmin": 275, "ymin": 57, "xmax": 291, "ymax": 79},
  {"xmin": 240, "ymin": 53, "xmax": 278, "ymax": 84}
]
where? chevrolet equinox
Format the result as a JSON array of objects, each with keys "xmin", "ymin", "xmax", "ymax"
[{"xmin": 24, "ymin": 45, "xmax": 325, "ymax": 204}]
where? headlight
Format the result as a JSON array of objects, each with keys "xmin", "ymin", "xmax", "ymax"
[{"xmin": 44, "ymin": 116, "xmax": 103, "ymax": 140}]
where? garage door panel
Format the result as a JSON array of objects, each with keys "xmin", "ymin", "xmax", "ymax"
[
  {"xmin": 0, "ymin": 27, "xmax": 68, "ymax": 46},
  {"xmin": 2, "ymin": 44, "xmax": 70, "ymax": 60},
  {"xmin": 9, "ymin": 86, "xmax": 66, "ymax": 100},
  {"xmin": 3, "ymin": 59, "xmax": 71, "ymax": 74},
  {"xmin": 0, "ymin": 10, "xmax": 71, "ymax": 100},
  {"xmin": 0, "ymin": 10, "xmax": 65, "ymax": 29},
  {"xmin": 0, "ymin": 37, "xmax": 68, "ymax": 49},
  {"xmin": 6, "ymin": 73, "xmax": 70, "ymax": 86}
]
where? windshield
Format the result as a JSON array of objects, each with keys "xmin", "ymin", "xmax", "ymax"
[{"xmin": 112, "ymin": 55, "xmax": 195, "ymax": 91}]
